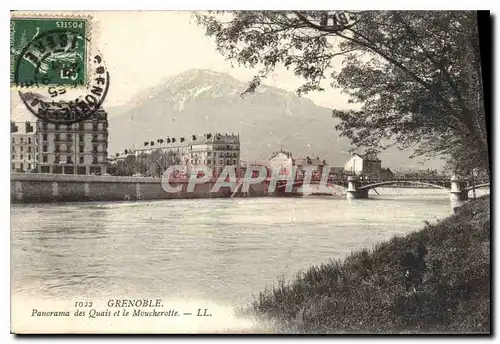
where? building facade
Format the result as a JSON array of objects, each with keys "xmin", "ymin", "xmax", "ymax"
[
  {"xmin": 343, "ymin": 153, "xmax": 382, "ymax": 177},
  {"xmin": 134, "ymin": 133, "xmax": 240, "ymax": 176},
  {"xmin": 11, "ymin": 121, "xmax": 38, "ymax": 172},
  {"xmin": 268, "ymin": 150, "xmax": 294, "ymax": 175},
  {"xmin": 36, "ymin": 108, "xmax": 109, "ymax": 175}
]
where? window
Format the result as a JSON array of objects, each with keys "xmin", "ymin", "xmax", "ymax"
[
  {"xmin": 20, "ymin": 146, "xmax": 23, "ymax": 152},
  {"xmin": 20, "ymin": 138, "xmax": 23, "ymax": 144},
  {"xmin": 11, "ymin": 163, "xmax": 14, "ymax": 170},
  {"xmin": 20, "ymin": 163, "xmax": 23, "ymax": 170},
  {"xmin": 28, "ymin": 155, "xmax": 31, "ymax": 160},
  {"xmin": 42, "ymin": 134, "xmax": 47, "ymax": 141},
  {"xmin": 92, "ymin": 157, "xmax": 98, "ymax": 164},
  {"xmin": 79, "ymin": 156, "xmax": 84, "ymax": 164},
  {"xmin": 79, "ymin": 134, "xmax": 84, "ymax": 142},
  {"xmin": 233, "ymin": 159, "xmax": 237, "ymax": 165},
  {"xmin": 207, "ymin": 159, "xmax": 211, "ymax": 165},
  {"xmin": 55, "ymin": 134, "xmax": 60, "ymax": 142},
  {"xmin": 55, "ymin": 124, "xmax": 60, "ymax": 131},
  {"xmin": 42, "ymin": 145, "xmax": 47, "ymax": 152},
  {"xmin": 36, "ymin": 155, "xmax": 39, "ymax": 161},
  {"xmin": 219, "ymin": 159, "xmax": 223, "ymax": 164},
  {"xmin": 54, "ymin": 156, "xmax": 60, "ymax": 164},
  {"xmin": 28, "ymin": 137, "xmax": 31, "ymax": 144},
  {"xmin": 67, "ymin": 133, "xmax": 72, "ymax": 140},
  {"xmin": 11, "ymin": 138, "xmax": 15, "ymax": 144},
  {"xmin": 11, "ymin": 146, "xmax": 15, "ymax": 152},
  {"xmin": 42, "ymin": 122, "xmax": 48, "ymax": 130},
  {"xmin": 93, "ymin": 123, "xmax": 98, "ymax": 131},
  {"xmin": 79, "ymin": 145, "xmax": 84, "ymax": 153},
  {"xmin": 11, "ymin": 154, "xmax": 15, "ymax": 160},
  {"xmin": 28, "ymin": 147, "xmax": 31, "ymax": 153},
  {"xmin": 27, "ymin": 164, "xmax": 31, "ymax": 170},
  {"xmin": 207, "ymin": 152, "xmax": 211, "ymax": 156},
  {"xmin": 55, "ymin": 144, "xmax": 60, "ymax": 153},
  {"xmin": 92, "ymin": 134, "xmax": 98, "ymax": 142},
  {"xmin": 79, "ymin": 123, "xmax": 85, "ymax": 131},
  {"xmin": 20, "ymin": 154, "xmax": 23, "ymax": 160}
]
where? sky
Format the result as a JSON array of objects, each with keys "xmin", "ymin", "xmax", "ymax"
[{"xmin": 85, "ymin": 11, "xmax": 353, "ymax": 108}]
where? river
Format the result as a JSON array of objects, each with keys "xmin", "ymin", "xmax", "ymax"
[{"xmin": 10, "ymin": 188, "xmax": 488, "ymax": 333}]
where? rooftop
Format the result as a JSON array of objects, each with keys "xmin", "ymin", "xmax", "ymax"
[
  {"xmin": 11, "ymin": 121, "xmax": 36, "ymax": 135},
  {"xmin": 352, "ymin": 153, "xmax": 381, "ymax": 162},
  {"xmin": 135, "ymin": 132, "xmax": 240, "ymax": 150}
]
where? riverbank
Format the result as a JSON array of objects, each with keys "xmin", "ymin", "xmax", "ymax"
[
  {"xmin": 10, "ymin": 173, "xmax": 270, "ymax": 203},
  {"xmin": 246, "ymin": 196, "xmax": 490, "ymax": 334}
]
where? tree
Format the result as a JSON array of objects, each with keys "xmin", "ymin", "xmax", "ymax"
[
  {"xmin": 196, "ymin": 11, "xmax": 489, "ymax": 175},
  {"xmin": 146, "ymin": 149, "xmax": 164, "ymax": 177}
]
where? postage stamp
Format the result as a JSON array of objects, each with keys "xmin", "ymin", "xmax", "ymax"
[
  {"xmin": 10, "ymin": 15, "xmax": 90, "ymax": 87},
  {"xmin": 11, "ymin": 13, "xmax": 110, "ymax": 124},
  {"xmin": 16, "ymin": 31, "xmax": 110, "ymax": 124}
]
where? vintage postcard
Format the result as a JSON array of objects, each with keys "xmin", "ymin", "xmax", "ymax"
[{"xmin": 10, "ymin": 10, "xmax": 490, "ymax": 334}]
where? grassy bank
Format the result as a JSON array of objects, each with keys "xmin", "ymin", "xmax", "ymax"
[{"xmin": 247, "ymin": 196, "xmax": 491, "ymax": 334}]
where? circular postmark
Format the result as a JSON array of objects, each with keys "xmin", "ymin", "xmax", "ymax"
[{"xmin": 14, "ymin": 28, "xmax": 110, "ymax": 124}]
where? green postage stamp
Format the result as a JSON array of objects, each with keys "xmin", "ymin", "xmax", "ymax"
[{"xmin": 10, "ymin": 15, "xmax": 90, "ymax": 87}]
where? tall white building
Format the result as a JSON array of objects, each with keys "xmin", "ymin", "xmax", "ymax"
[
  {"xmin": 268, "ymin": 150, "xmax": 294, "ymax": 175},
  {"xmin": 343, "ymin": 153, "xmax": 382, "ymax": 177},
  {"xmin": 134, "ymin": 133, "xmax": 240, "ymax": 175},
  {"xmin": 11, "ymin": 121, "xmax": 38, "ymax": 172},
  {"xmin": 36, "ymin": 104, "xmax": 109, "ymax": 175}
]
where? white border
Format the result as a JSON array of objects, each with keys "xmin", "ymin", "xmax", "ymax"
[{"xmin": 3, "ymin": 1, "xmax": 499, "ymax": 343}]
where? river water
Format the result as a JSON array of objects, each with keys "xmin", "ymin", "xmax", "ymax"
[{"xmin": 10, "ymin": 188, "xmax": 488, "ymax": 333}]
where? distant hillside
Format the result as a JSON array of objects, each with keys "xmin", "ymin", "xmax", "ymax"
[
  {"xmin": 107, "ymin": 69, "xmax": 445, "ymax": 170},
  {"xmin": 9, "ymin": 68, "xmax": 444, "ymax": 170},
  {"xmin": 107, "ymin": 69, "xmax": 354, "ymax": 166}
]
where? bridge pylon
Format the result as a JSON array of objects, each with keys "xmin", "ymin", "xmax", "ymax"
[
  {"xmin": 450, "ymin": 174, "xmax": 469, "ymax": 202},
  {"xmin": 346, "ymin": 176, "xmax": 369, "ymax": 199}
]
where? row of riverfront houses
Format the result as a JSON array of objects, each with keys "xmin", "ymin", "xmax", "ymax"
[
  {"xmin": 11, "ymin": 108, "xmax": 108, "ymax": 175},
  {"xmin": 12, "ymin": 105, "xmax": 391, "ymax": 178},
  {"xmin": 267, "ymin": 150, "xmax": 394, "ymax": 179}
]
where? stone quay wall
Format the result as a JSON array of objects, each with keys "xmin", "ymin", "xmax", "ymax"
[{"xmin": 11, "ymin": 173, "xmax": 268, "ymax": 204}]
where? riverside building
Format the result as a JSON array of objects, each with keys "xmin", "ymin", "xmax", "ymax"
[
  {"xmin": 134, "ymin": 133, "xmax": 240, "ymax": 175},
  {"xmin": 344, "ymin": 153, "xmax": 382, "ymax": 177},
  {"xmin": 35, "ymin": 105, "xmax": 109, "ymax": 175},
  {"xmin": 11, "ymin": 121, "xmax": 38, "ymax": 172}
]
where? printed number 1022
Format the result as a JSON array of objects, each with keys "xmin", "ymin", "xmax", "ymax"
[{"xmin": 74, "ymin": 301, "xmax": 93, "ymax": 307}]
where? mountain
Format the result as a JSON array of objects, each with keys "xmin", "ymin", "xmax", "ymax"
[{"xmin": 106, "ymin": 69, "xmax": 442, "ymax": 170}]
